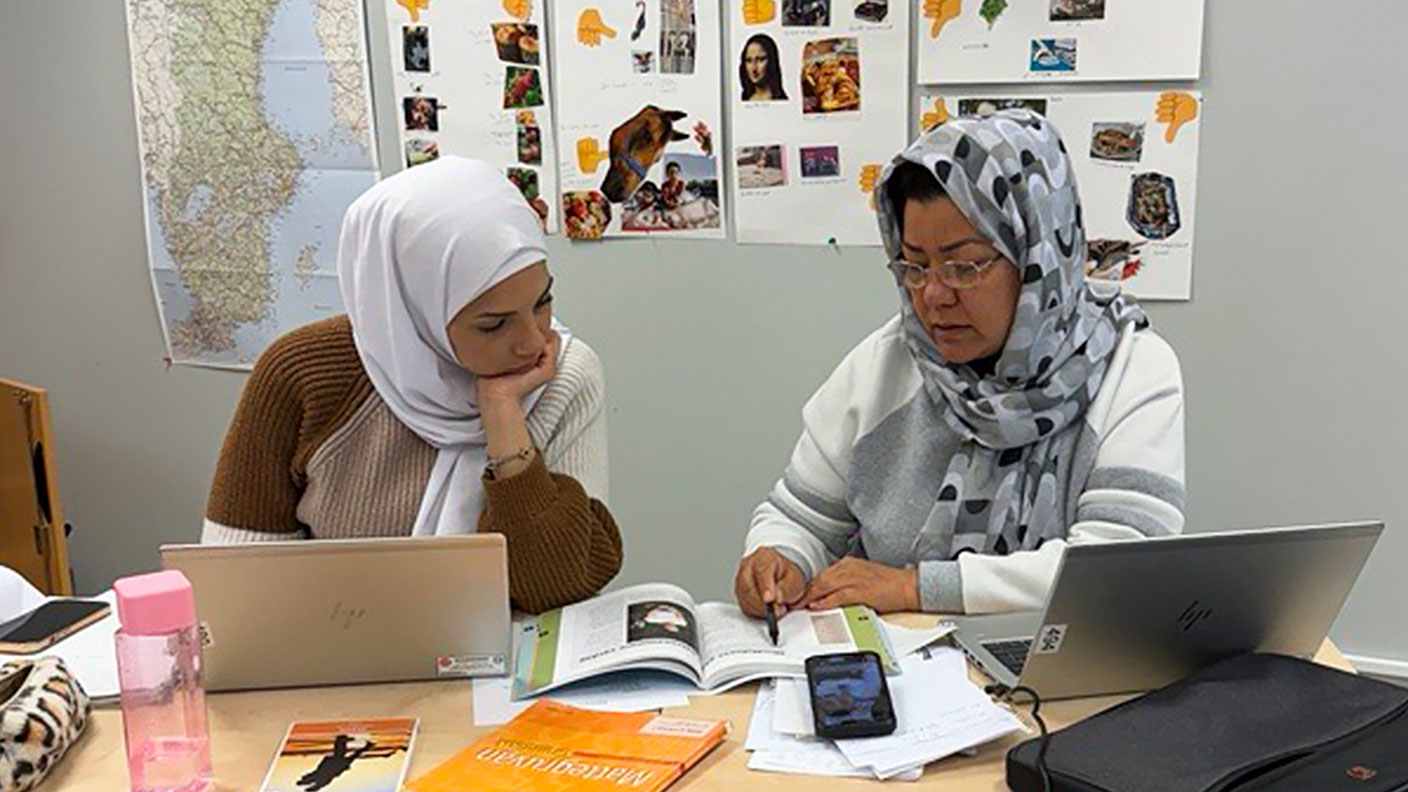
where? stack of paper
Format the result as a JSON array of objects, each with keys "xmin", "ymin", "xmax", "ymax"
[
  {"xmin": 745, "ymin": 681, "xmax": 925, "ymax": 781},
  {"xmin": 745, "ymin": 646, "xmax": 1025, "ymax": 781}
]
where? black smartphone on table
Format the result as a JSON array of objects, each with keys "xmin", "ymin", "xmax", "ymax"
[
  {"xmin": 805, "ymin": 650, "xmax": 897, "ymax": 739},
  {"xmin": 0, "ymin": 599, "xmax": 110, "ymax": 654}
]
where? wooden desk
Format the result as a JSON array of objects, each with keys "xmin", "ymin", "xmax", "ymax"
[{"xmin": 47, "ymin": 619, "xmax": 1350, "ymax": 791}]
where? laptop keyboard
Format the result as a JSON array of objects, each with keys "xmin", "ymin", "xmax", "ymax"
[{"xmin": 982, "ymin": 639, "xmax": 1032, "ymax": 676}]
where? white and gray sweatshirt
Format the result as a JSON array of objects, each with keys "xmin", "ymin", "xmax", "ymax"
[{"xmin": 745, "ymin": 315, "xmax": 1185, "ymax": 614}]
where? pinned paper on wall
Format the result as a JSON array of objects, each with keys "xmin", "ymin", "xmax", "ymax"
[
  {"xmin": 727, "ymin": 0, "xmax": 910, "ymax": 245},
  {"xmin": 920, "ymin": 90, "xmax": 1203, "ymax": 300},
  {"xmin": 918, "ymin": 0, "xmax": 1205, "ymax": 84},
  {"xmin": 552, "ymin": 0, "xmax": 726, "ymax": 239},
  {"xmin": 382, "ymin": 0, "xmax": 560, "ymax": 232}
]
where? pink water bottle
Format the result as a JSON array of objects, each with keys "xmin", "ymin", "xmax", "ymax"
[{"xmin": 113, "ymin": 570, "xmax": 213, "ymax": 792}]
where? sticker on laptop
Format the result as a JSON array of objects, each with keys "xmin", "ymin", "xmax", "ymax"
[
  {"xmin": 436, "ymin": 653, "xmax": 505, "ymax": 677},
  {"xmin": 1033, "ymin": 624, "xmax": 1068, "ymax": 655}
]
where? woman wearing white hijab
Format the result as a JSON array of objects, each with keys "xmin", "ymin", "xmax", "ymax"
[{"xmin": 203, "ymin": 157, "xmax": 621, "ymax": 614}]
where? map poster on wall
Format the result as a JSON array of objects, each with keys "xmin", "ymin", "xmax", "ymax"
[
  {"xmin": 125, "ymin": 0, "xmax": 380, "ymax": 369},
  {"xmin": 382, "ymin": 0, "xmax": 560, "ymax": 233},
  {"xmin": 917, "ymin": 0, "xmax": 1204, "ymax": 85},
  {"xmin": 727, "ymin": 0, "xmax": 910, "ymax": 246},
  {"xmin": 919, "ymin": 90, "xmax": 1202, "ymax": 300},
  {"xmin": 551, "ymin": 0, "xmax": 726, "ymax": 240}
]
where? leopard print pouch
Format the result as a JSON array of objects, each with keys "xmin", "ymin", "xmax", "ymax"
[{"xmin": 0, "ymin": 657, "xmax": 90, "ymax": 791}]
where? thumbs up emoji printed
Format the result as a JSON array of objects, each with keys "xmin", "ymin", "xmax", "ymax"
[
  {"xmin": 742, "ymin": 0, "xmax": 776, "ymax": 25},
  {"xmin": 921, "ymin": 97, "xmax": 949, "ymax": 132}
]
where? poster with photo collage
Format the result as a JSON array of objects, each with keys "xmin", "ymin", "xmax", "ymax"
[
  {"xmin": 919, "ymin": 90, "xmax": 1202, "ymax": 300},
  {"xmin": 728, "ymin": 0, "xmax": 910, "ymax": 245},
  {"xmin": 917, "ymin": 0, "xmax": 1204, "ymax": 84},
  {"xmin": 382, "ymin": 0, "xmax": 559, "ymax": 232},
  {"xmin": 551, "ymin": 0, "xmax": 726, "ymax": 239}
]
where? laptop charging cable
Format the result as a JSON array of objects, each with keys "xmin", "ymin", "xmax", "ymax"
[{"xmin": 986, "ymin": 683, "xmax": 1052, "ymax": 792}]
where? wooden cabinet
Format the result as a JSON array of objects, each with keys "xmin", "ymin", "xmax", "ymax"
[{"xmin": 0, "ymin": 378, "xmax": 72, "ymax": 595}]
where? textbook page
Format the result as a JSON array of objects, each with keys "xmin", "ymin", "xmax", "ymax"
[
  {"xmin": 696, "ymin": 602, "xmax": 897, "ymax": 691},
  {"xmin": 514, "ymin": 583, "xmax": 706, "ymax": 697}
]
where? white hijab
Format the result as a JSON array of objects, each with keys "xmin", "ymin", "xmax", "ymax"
[{"xmin": 336, "ymin": 156, "xmax": 571, "ymax": 536}]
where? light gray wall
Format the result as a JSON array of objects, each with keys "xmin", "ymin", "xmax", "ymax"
[{"xmin": 1, "ymin": 1, "xmax": 1405, "ymax": 664}]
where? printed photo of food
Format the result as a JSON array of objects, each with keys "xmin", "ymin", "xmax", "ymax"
[
  {"xmin": 1090, "ymin": 122, "xmax": 1145, "ymax": 163},
  {"xmin": 1127, "ymin": 172, "xmax": 1181, "ymax": 240},
  {"xmin": 492, "ymin": 23, "xmax": 540, "ymax": 65},
  {"xmin": 517, "ymin": 110, "xmax": 542, "ymax": 165},
  {"xmin": 506, "ymin": 167, "xmax": 549, "ymax": 225},
  {"xmin": 801, "ymin": 38, "xmax": 861, "ymax": 115},
  {"xmin": 563, "ymin": 190, "xmax": 611, "ymax": 240},
  {"xmin": 503, "ymin": 66, "xmax": 544, "ymax": 109}
]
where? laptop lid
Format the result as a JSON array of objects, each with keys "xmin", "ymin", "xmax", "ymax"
[
  {"xmin": 1015, "ymin": 521, "xmax": 1382, "ymax": 699},
  {"xmin": 160, "ymin": 536, "xmax": 510, "ymax": 692}
]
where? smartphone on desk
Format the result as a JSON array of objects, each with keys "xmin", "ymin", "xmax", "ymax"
[
  {"xmin": 806, "ymin": 650, "xmax": 897, "ymax": 740},
  {"xmin": 0, "ymin": 599, "xmax": 110, "ymax": 654}
]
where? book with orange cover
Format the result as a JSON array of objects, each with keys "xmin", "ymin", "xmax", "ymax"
[{"xmin": 406, "ymin": 700, "xmax": 728, "ymax": 792}]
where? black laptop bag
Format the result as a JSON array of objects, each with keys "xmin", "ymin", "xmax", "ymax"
[{"xmin": 1007, "ymin": 653, "xmax": 1408, "ymax": 792}]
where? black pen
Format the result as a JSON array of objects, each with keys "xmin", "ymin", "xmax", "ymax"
[{"xmin": 765, "ymin": 602, "xmax": 779, "ymax": 646}]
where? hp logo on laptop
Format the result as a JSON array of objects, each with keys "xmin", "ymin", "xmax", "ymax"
[{"xmin": 1176, "ymin": 600, "xmax": 1213, "ymax": 632}]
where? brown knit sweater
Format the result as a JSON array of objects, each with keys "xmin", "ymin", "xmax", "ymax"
[{"xmin": 204, "ymin": 316, "xmax": 623, "ymax": 614}]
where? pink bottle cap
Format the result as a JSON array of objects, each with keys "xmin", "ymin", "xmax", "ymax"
[{"xmin": 113, "ymin": 570, "xmax": 197, "ymax": 636}]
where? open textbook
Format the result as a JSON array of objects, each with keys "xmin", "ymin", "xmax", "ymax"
[{"xmin": 513, "ymin": 583, "xmax": 899, "ymax": 699}]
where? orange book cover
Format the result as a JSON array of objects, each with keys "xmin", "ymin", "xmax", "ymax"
[{"xmin": 406, "ymin": 700, "xmax": 728, "ymax": 792}]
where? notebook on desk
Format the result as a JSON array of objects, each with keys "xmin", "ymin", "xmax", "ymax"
[{"xmin": 161, "ymin": 536, "xmax": 511, "ymax": 691}]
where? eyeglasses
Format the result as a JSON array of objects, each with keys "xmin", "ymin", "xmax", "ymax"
[{"xmin": 887, "ymin": 253, "xmax": 1006, "ymax": 291}]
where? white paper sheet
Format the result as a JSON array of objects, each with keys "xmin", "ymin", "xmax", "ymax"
[
  {"xmin": 832, "ymin": 648, "xmax": 1024, "ymax": 778},
  {"xmin": 0, "ymin": 568, "xmax": 45, "ymax": 621},
  {"xmin": 0, "ymin": 591, "xmax": 120, "ymax": 703},
  {"xmin": 381, "ymin": 0, "xmax": 559, "ymax": 232},
  {"xmin": 881, "ymin": 620, "xmax": 955, "ymax": 659},
  {"xmin": 918, "ymin": 89, "xmax": 1202, "ymax": 300},
  {"xmin": 745, "ymin": 681, "xmax": 923, "ymax": 781},
  {"xmin": 551, "ymin": 0, "xmax": 726, "ymax": 239},
  {"xmin": 917, "ymin": 0, "xmax": 1204, "ymax": 84},
  {"xmin": 726, "ymin": 0, "xmax": 910, "ymax": 245},
  {"xmin": 472, "ymin": 670, "xmax": 695, "ymax": 726}
]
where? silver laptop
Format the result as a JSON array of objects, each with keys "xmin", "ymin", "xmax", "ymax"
[
  {"xmin": 161, "ymin": 536, "xmax": 511, "ymax": 691},
  {"xmin": 950, "ymin": 522, "xmax": 1381, "ymax": 700}
]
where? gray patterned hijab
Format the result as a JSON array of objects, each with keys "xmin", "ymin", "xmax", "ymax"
[{"xmin": 874, "ymin": 109, "xmax": 1146, "ymax": 559}]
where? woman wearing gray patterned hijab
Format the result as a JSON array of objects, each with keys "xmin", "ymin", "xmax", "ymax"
[{"xmin": 736, "ymin": 110, "xmax": 1185, "ymax": 616}]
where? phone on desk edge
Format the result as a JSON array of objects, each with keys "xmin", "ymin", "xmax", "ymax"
[
  {"xmin": 0, "ymin": 599, "xmax": 111, "ymax": 654},
  {"xmin": 806, "ymin": 650, "xmax": 897, "ymax": 740}
]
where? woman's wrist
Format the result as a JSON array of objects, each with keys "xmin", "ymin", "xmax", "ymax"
[{"xmin": 486, "ymin": 445, "xmax": 536, "ymax": 481}]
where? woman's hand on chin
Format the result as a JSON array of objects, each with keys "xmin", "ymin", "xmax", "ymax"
[{"xmin": 478, "ymin": 330, "xmax": 561, "ymax": 410}]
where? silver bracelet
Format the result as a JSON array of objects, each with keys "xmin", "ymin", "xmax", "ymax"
[{"xmin": 485, "ymin": 446, "xmax": 536, "ymax": 479}]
